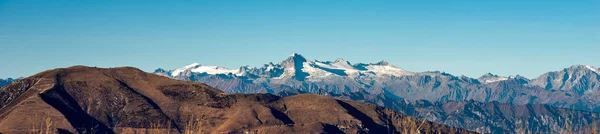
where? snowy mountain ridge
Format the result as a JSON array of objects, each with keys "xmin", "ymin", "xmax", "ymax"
[
  {"xmin": 154, "ymin": 54, "xmax": 600, "ymax": 112},
  {"xmin": 161, "ymin": 53, "xmax": 599, "ymax": 86},
  {"xmin": 165, "ymin": 53, "xmax": 415, "ymax": 81}
]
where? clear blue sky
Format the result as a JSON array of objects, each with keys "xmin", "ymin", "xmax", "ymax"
[{"xmin": 1, "ymin": 0, "xmax": 598, "ymax": 78}]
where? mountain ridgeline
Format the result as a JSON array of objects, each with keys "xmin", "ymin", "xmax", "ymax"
[
  {"xmin": 155, "ymin": 53, "xmax": 600, "ymax": 133},
  {"xmin": 0, "ymin": 66, "xmax": 472, "ymax": 134},
  {"xmin": 155, "ymin": 53, "xmax": 600, "ymax": 111},
  {"xmin": 276, "ymin": 89, "xmax": 600, "ymax": 133}
]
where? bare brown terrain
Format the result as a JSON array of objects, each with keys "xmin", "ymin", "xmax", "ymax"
[{"xmin": 0, "ymin": 66, "xmax": 472, "ymax": 134}]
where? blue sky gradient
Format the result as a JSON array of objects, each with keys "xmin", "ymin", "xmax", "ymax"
[{"xmin": 1, "ymin": 0, "xmax": 598, "ymax": 78}]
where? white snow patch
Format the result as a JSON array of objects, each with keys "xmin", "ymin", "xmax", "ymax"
[
  {"xmin": 273, "ymin": 61, "xmax": 299, "ymax": 79},
  {"xmin": 191, "ymin": 66, "xmax": 239, "ymax": 75},
  {"xmin": 313, "ymin": 61, "xmax": 359, "ymax": 77},
  {"xmin": 303, "ymin": 62, "xmax": 334, "ymax": 80},
  {"xmin": 184, "ymin": 63, "xmax": 200, "ymax": 68},
  {"xmin": 484, "ymin": 77, "xmax": 509, "ymax": 84},
  {"xmin": 365, "ymin": 64, "xmax": 413, "ymax": 77},
  {"xmin": 171, "ymin": 63, "xmax": 245, "ymax": 77},
  {"xmin": 171, "ymin": 63, "xmax": 200, "ymax": 77},
  {"xmin": 585, "ymin": 65, "xmax": 599, "ymax": 74},
  {"xmin": 265, "ymin": 64, "xmax": 274, "ymax": 71},
  {"xmin": 311, "ymin": 60, "xmax": 413, "ymax": 78},
  {"xmin": 172, "ymin": 58, "xmax": 415, "ymax": 79}
]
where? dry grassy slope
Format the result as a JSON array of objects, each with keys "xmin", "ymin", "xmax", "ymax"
[{"xmin": 0, "ymin": 66, "xmax": 472, "ymax": 134}]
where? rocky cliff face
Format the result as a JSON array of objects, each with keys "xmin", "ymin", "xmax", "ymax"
[{"xmin": 0, "ymin": 66, "xmax": 471, "ymax": 134}]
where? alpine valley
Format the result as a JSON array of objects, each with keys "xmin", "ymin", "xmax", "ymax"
[{"xmin": 155, "ymin": 53, "xmax": 600, "ymax": 133}]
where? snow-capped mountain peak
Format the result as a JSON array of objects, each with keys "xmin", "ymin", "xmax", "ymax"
[
  {"xmin": 478, "ymin": 73, "xmax": 509, "ymax": 84},
  {"xmin": 290, "ymin": 52, "xmax": 302, "ymax": 57},
  {"xmin": 191, "ymin": 66, "xmax": 238, "ymax": 75},
  {"xmin": 171, "ymin": 63, "xmax": 242, "ymax": 77},
  {"xmin": 316, "ymin": 58, "xmax": 354, "ymax": 70},
  {"xmin": 184, "ymin": 63, "xmax": 201, "ymax": 68},
  {"xmin": 363, "ymin": 63, "xmax": 412, "ymax": 77},
  {"xmin": 287, "ymin": 53, "xmax": 307, "ymax": 61},
  {"xmin": 333, "ymin": 58, "xmax": 346, "ymax": 63},
  {"xmin": 276, "ymin": 53, "xmax": 310, "ymax": 80},
  {"xmin": 171, "ymin": 63, "xmax": 201, "ymax": 77},
  {"xmin": 264, "ymin": 62, "xmax": 276, "ymax": 71},
  {"xmin": 162, "ymin": 53, "xmax": 416, "ymax": 80}
]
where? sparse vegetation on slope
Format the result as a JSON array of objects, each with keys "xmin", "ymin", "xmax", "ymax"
[{"xmin": 0, "ymin": 66, "xmax": 473, "ymax": 134}]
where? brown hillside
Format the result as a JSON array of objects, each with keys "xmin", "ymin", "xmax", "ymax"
[{"xmin": 0, "ymin": 66, "xmax": 472, "ymax": 134}]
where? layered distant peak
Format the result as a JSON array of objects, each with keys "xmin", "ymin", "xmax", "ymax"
[
  {"xmin": 570, "ymin": 65, "xmax": 600, "ymax": 74},
  {"xmin": 171, "ymin": 63, "xmax": 201, "ymax": 76},
  {"xmin": 508, "ymin": 75, "xmax": 530, "ymax": 84},
  {"xmin": 0, "ymin": 78, "xmax": 15, "ymax": 88},
  {"xmin": 154, "ymin": 68, "xmax": 170, "ymax": 77},
  {"xmin": 333, "ymin": 58, "xmax": 345, "ymax": 63},
  {"xmin": 374, "ymin": 60, "xmax": 390, "ymax": 66},
  {"xmin": 278, "ymin": 53, "xmax": 310, "ymax": 80},
  {"xmin": 331, "ymin": 58, "xmax": 353, "ymax": 68},
  {"xmin": 362, "ymin": 62, "xmax": 412, "ymax": 77},
  {"xmin": 507, "ymin": 75, "xmax": 529, "ymax": 80},
  {"xmin": 263, "ymin": 62, "xmax": 278, "ymax": 71},
  {"xmin": 311, "ymin": 58, "xmax": 412, "ymax": 78},
  {"xmin": 478, "ymin": 73, "xmax": 508, "ymax": 84},
  {"xmin": 236, "ymin": 65, "xmax": 251, "ymax": 76},
  {"xmin": 557, "ymin": 65, "xmax": 599, "ymax": 77},
  {"xmin": 566, "ymin": 65, "xmax": 599, "ymax": 73},
  {"xmin": 278, "ymin": 53, "xmax": 382, "ymax": 80},
  {"xmin": 531, "ymin": 65, "xmax": 600, "ymax": 95},
  {"xmin": 479, "ymin": 73, "xmax": 496, "ymax": 78},
  {"xmin": 314, "ymin": 58, "xmax": 353, "ymax": 70},
  {"xmin": 480, "ymin": 73, "xmax": 531, "ymax": 84},
  {"xmin": 291, "ymin": 52, "xmax": 303, "ymax": 57},
  {"xmin": 192, "ymin": 66, "xmax": 239, "ymax": 75},
  {"xmin": 238, "ymin": 65, "xmax": 251, "ymax": 70},
  {"xmin": 279, "ymin": 53, "xmax": 309, "ymax": 70},
  {"xmin": 185, "ymin": 63, "xmax": 202, "ymax": 69},
  {"xmin": 0, "ymin": 78, "xmax": 15, "ymax": 82},
  {"xmin": 283, "ymin": 53, "xmax": 308, "ymax": 63},
  {"xmin": 154, "ymin": 68, "xmax": 167, "ymax": 73}
]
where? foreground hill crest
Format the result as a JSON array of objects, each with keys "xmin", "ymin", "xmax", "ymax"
[{"xmin": 0, "ymin": 66, "xmax": 471, "ymax": 134}]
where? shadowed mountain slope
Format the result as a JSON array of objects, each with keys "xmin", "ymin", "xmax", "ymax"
[{"xmin": 279, "ymin": 90, "xmax": 600, "ymax": 133}]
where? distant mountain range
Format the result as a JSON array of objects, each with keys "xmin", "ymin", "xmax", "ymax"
[
  {"xmin": 154, "ymin": 53, "xmax": 600, "ymax": 133},
  {"xmin": 155, "ymin": 53, "xmax": 600, "ymax": 111}
]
